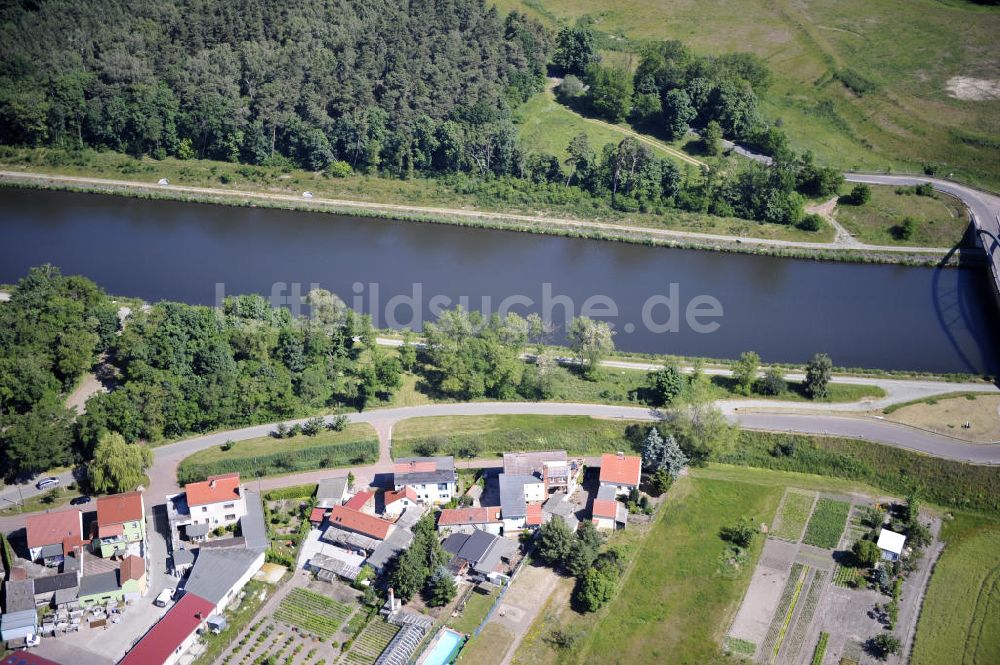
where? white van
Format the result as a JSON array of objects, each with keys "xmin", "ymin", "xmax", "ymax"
[{"xmin": 154, "ymin": 588, "xmax": 175, "ymax": 608}]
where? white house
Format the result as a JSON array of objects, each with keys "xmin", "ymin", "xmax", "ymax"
[
  {"xmin": 498, "ymin": 474, "xmax": 546, "ymax": 534},
  {"xmin": 184, "ymin": 473, "xmax": 247, "ymax": 529},
  {"xmin": 436, "ymin": 507, "xmax": 503, "ymax": 536},
  {"xmin": 393, "ymin": 457, "xmax": 457, "ymax": 505},
  {"xmin": 877, "ymin": 528, "xmax": 906, "ymax": 562},
  {"xmin": 591, "ymin": 485, "xmax": 627, "ymax": 531},
  {"xmin": 383, "ymin": 487, "xmax": 419, "ymax": 518}
]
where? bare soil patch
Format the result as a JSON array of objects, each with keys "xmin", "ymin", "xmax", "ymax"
[
  {"xmin": 888, "ymin": 394, "xmax": 1000, "ymax": 442},
  {"xmin": 945, "ymin": 76, "xmax": 1000, "ymax": 101}
]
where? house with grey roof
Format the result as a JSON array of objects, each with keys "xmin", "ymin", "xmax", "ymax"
[
  {"xmin": 32, "ymin": 571, "xmax": 79, "ymax": 608},
  {"xmin": 184, "ymin": 547, "xmax": 265, "ymax": 613},
  {"xmin": 0, "ymin": 580, "xmax": 37, "ymax": 643},
  {"xmin": 498, "ymin": 473, "xmax": 545, "ymax": 533},
  {"xmin": 542, "ymin": 492, "xmax": 579, "ymax": 532},
  {"xmin": 241, "ymin": 490, "xmax": 268, "ymax": 551},
  {"xmin": 78, "ymin": 570, "xmax": 123, "ymax": 606},
  {"xmin": 442, "ymin": 530, "xmax": 518, "ymax": 582},
  {"xmin": 393, "ymin": 457, "xmax": 457, "ymax": 505},
  {"xmin": 316, "ymin": 477, "xmax": 349, "ymax": 508}
]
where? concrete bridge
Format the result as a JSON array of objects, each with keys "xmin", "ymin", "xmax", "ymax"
[{"xmin": 844, "ymin": 174, "xmax": 1000, "ymax": 304}]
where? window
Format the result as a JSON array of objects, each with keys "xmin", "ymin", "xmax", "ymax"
[
  {"xmin": 223, "ymin": 503, "xmax": 235, "ymax": 509},
  {"xmin": 201, "ymin": 507, "xmax": 208, "ymax": 512},
  {"xmin": 225, "ymin": 514, "xmax": 236, "ymax": 521},
  {"xmin": 438, "ymin": 483, "xmax": 449, "ymax": 491}
]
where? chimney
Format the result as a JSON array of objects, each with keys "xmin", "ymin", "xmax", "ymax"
[
  {"xmin": 195, "ymin": 612, "xmax": 202, "ymax": 620},
  {"xmin": 616, "ymin": 451, "xmax": 624, "ymax": 459}
]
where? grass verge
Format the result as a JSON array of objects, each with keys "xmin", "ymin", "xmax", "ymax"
[
  {"xmin": 177, "ymin": 425, "xmax": 378, "ymax": 483},
  {"xmin": 835, "ymin": 185, "xmax": 969, "ymax": 247}
]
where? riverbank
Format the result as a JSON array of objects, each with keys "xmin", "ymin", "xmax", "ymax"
[{"xmin": 0, "ymin": 166, "xmax": 973, "ymax": 268}]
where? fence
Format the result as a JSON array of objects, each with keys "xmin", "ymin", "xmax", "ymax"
[{"xmin": 471, "ymin": 542, "xmax": 534, "ymax": 638}]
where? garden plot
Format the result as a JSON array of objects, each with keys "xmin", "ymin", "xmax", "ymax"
[
  {"xmin": 727, "ymin": 539, "xmax": 800, "ymax": 657},
  {"xmin": 770, "ymin": 489, "xmax": 817, "ymax": 543},
  {"xmin": 217, "ymin": 618, "xmax": 340, "ymax": 665},
  {"xmin": 802, "ymin": 499, "xmax": 851, "ymax": 550},
  {"xmin": 274, "ymin": 588, "xmax": 354, "ymax": 640},
  {"xmin": 341, "ymin": 620, "xmax": 400, "ymax": 665}
]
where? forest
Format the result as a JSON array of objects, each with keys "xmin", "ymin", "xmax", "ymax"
[{"xmin": 0, "ymin": 1, "xmax": 841, "ymax": 228}]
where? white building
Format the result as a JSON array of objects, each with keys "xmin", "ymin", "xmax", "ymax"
[
  {"xmin": 184, "ymin": 473, "xmax": 247, "ymax": 529},
  {"xmin": 393, "ymin": 457, "xmax": 457, "ymax": 505},
  {"xmin": 383, "ymin": 486, "xmax": 419, "ymax": 518},
  {"xmin": 877, "ymin": 528, "xmax": 907, "ymax": 562}
]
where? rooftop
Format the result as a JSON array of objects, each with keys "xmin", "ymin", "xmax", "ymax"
[
  {"xmin": 186, "ymin": 473, "xmax": 241, "ymax": 507},
  {"xmin": 525, "ymin": 504, "xmax": 543, "ymax": 526},
  {"xmin": 367, "ymin": 527, "xmax": 416, "ymax": 572},
  {"xmin": 97, "ymin": 491, "xmax": 144, "ymax": 526},
  {"xmin": 25, "ymin": 510, "xmax": 82, "ymax": 550},
  {"xmin": 498, "ymin": 474, "xmax": 541, "ymax": 519},
  {"xmin": 1, "ymin": 650, "xmax": 61, "ymax": 665},
  {"xmin": 121, "ymin": 555, "xmax": 145, "ymax": 582},
  {"xmin": 32, "ymin": 572, "xmax": 78, "ymax": 595},
  {"xmin": 3, "ymin": 578, "xmax": 36, "ymax": 612},
  {"xmin": 592, "ymin": 485, "xmax": 619, "ymax": 520},
  {"xmin": 328, "ymin": 506, "xmax": 393, "ymax": 540},
  {"xmin": 598, "ymin": 453, "xmax": 641, "ymax": 487},
  {"xmin": 184, "ymin": 547, "xmax": 263, "ymax": 605},
  {"xmin": 344, "ymin": 490, "xmax": 374, "ymax": 511},
  {"xmin": 877, "ymin": 528, "xmax": 907, "ymax": 554},
  {"xmin": 437, "ymin": 507, "xmax": 502, "ymax": 527},
  {"xmin": 384, "ymin": 486, "xmax": 419, "ymax": 505},
  {"xmin": 118, "ymin": 592, "xmax": 215, "ymax": 665},
  {"xmin": 241, "ymin": 490, "xmax": 268, "ymax": 551},
  {"xmin": 393, "ymin": 457, "xmax": 457, "ymax": 486},
  {"xmin": 316, "ymin": 477, "xmax": 349, "ymax": 507},
  {"xmin": 502, "ymin": 450, "xmax": 567, "ymax": 477},
  {"xmin": 442, "ymin": 530, "xmax": 517, "ymax": 575},
  {"xmin": 78, "ymin": 570, "xmax": 120, "ymax": 597}
]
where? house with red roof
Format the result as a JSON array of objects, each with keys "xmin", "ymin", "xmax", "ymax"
[
  {"xmin": 598, "ymin": 452, "xmax": 642, "ymax": 496},
  {"xmin": 382, "ymin": 487, "xmax": 418, "ymax": 518},
  {"xmin": 118, "ymin": 592, "xmax": 215, "ymax": 665},
  {"xmin": 93, "ymin": 491, "xmax": 145, "ymax": 558},
  {"xmin": 436, "ymin": 507, "xmax": 503, "ymax": 536},
  {"xmin": 591, "ymin": 485, "xmax": 628, "ymax": 530},
  {"xmin": 344, "ymin": 490, "xmax": 375, "ymax": 514},
  {"xmin": 184, "ymin": 473, "xmax": 246, "ymax": 529},
  {"xmin": 25, "ymin": 510, "xmax": 83, "ymax": 565},
  {"xmin": 322, "ymin": 506, "xmax": 393, "ymax": 554}
]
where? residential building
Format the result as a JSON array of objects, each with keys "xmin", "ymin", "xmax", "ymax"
[
  {"xmin": 442, "ymin": 530, "xmax": 518, "ymax": 583},
  {"xmin": 498, "ymin": 474, "xmax": 545, "ymax": 533},
  {"xmin": 366, "ymin": 506, "xmax": 425, "ymax": 575},
  {"xmin": 322, "ymin": 506, "xmax": 394, "ymax": 556},
  {"xmin": 393, "ymin": 457, "xmax": 457, "ymax": 505},
  {"xmin": 436, "ymin": 507, "xmax": 503, "ymax": 536},
  {"xmin": 316, "ymin": 477, "xmax": 349, "ymax": 508},
  {"xmin": 598, "ymin": 452, "xmax": 642, "ymax": 496},
  {"xmin": 118, "ymin": 592, "xmax": 216, "ymax": 665},
  {"xmin": 344, "ymin": 490, "xmax": 375, "ymax": 514},
  {"xmin": 121, "ymin": 554, "xmax": 148, "ymax": 600},
  {"xmin": 382, "ymin": 487, "xmax": 419, "ymax": 518},
  {"xmin": 877, "ymin": 529, "xmax": 906, "ymax": 562},
  {"xmin": 0, "ymin": 578, "xmax": 38, "ymax": 645},
  {"xmin": 185, "ymin": 473, "xmax": 247, "ymax": 529},
  {"xmin": 591, "ymin": 485, "xmax": 628, "ymax": 530},
  {"xmin": 241, "ymin": 490, "xmax": 269, "ymax": 551},
  {"xmin": 31, "ymin": 572, "xmax": 78, "ymax": 608},
  {"xmin": 542, "ymin": 492, "xmax": 579, "ymax": 532},
  {"xmin": 183, "ymin": 547, "xmax": 265, "ymax": 614},
  {"xmin": 78, "ymin": 570, "xmax": 124, "ymax": 607},
  {"xmin": 502, "ymin": 450, "xmax": 580, "ymax": 495},
  {"xmin": 25, "ymin": 510, "xmax": 84, "ymax": 566},
  {"xmin": 94, "ymin": 491, "xmax": 146, "ymax": 558}
]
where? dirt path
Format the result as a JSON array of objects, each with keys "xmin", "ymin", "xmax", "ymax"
[
  {"xmin": 806, "ymin": 196, "xmax": 863, "ymax": 247},
  {"xmin": 64, "ymin": 371, "xmax": 108, "ymax": 414}
]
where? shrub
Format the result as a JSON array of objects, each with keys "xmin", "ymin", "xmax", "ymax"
[
  {"xmin": 327, "ymin": 415, "xmax": 349, "ymax": 432},
  {"xmin": 755, "ymin": 368, "xmax": 788, "ymax": 396},
  {"xmin": 892, "ymin": 217, "xmax": 916, "ymax": 241},
  {"xmin": 326, "ymin": 160, "xmax": 351, "ymax": 178},
  {"xmin": 797, "ymin": 213, "xmax": 823, "ymax": 232},
  {"xmin": 841, "ymin": 183, "xmax": 871, "ymax": 206},
  {"xmin": 852, "ymin": 539, "xmax": 881, "ymax": 567},
  {"xmin": 720, "ymin": 516, "xmax": 757, "ymax": 548}
]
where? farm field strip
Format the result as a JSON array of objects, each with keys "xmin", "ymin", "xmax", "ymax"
[
  {"xmin": 802, "ymin": 499, "xmax": 851, "ymax": 549},
  {"xmin": 779, "ymin": 569, "xmax": 829, "ymax": 663},
  {"xmin": 342, "ymin": 620, "xmax": 400, "ymax": 665},
  {"xmin": 758, "ymin": 562, "xmax": 806, "ymax": 661},
  {"xmin": 770, "ymin": 489, "xmax": 817, "ymax": 542},
  {"xmin": 274, "ymin": 588, "xmax": 354, "ymax": 640}
]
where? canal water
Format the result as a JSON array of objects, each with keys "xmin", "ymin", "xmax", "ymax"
[{"xmin": 2, "ymin": 187, "xmax": 997, "ymax": 374}]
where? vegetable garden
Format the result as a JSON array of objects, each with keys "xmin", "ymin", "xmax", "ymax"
[{"xmin": 274, "ymin": 588, "xmax": 354, "ymax": 641}]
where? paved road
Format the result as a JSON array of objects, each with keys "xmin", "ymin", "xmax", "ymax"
[{"xmin": 845, "ymin": 173, "xmax": 1000, "ymax": 296}]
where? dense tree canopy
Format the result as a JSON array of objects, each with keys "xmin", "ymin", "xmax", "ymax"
[{"xmin": 0, "ymin": 0, "xmax": 549, "ymax": 175}]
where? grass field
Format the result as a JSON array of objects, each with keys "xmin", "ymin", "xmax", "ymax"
[
  {"xmin": 177, "ymin": 424, "xmax": 378, "ymax": 483},
  {"xmin": 771, "ymin": 489, "xmax": 816, "ymax": 541},
  {"xmin": 574, "ymin": 475, "xmax": 782, "ymax": 663},
  {"xmin": 717, "ymin": 430, "xmax": 1000, "ymax": 515},
  {"xmin": 448, "ymin": 588, "xmax": 500, "ymax": 635},
  {"xmin": 910, "ymin": 514, "xmax": 1000, "ymax": 665},
  {"xmin": 493, "ymin": 0, "xmax": 1000, "ymax": 190},
  {"xmin": 802, "ymin": 499, "xmax": 851, "ymax": 549},
  {"xmin": 835, "ymin": 186, "xmax": 969, "ymax": 247},
  {"xmin": 392, "ymin": 414, "xmax": 642, "ymax": 459},
  {"xmin": 886, "ymin": 393, "xmax": 1000, "ymax": 443},
  {"xmin": 458, "ymin": 622, "xmax": 516, "ymax": 663}
]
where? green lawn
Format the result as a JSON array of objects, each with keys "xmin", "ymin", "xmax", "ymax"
[
  {"xmin": 449, "ymin": 588, "xmax": 500, "ymax": 635},
  {"xmin": 392, "ymin": 414, "xmax": 643, "ymax": 459},
  {"xmin": 802, "ymin": 499, "xmax": 851, "ymax": 549},
  {"xmin": 575, "ymin": 475, "xmax": 782, "ymax": 663},
  {"xmin": 177, "ymin": 424, "xmax": 378, "ymax": 483},
  {"xmin": 911, "ymin": 514, "xmax": 1000, "ymax": 665},
  {"xmin": 771, "ymin": 490, "xmax": 816, "ymax": 541},
  {"xmin": 493, "ymin": 0, "xmax": 1000, "ymax": 190},
  {"xmin": 458, "ymin": 623, "xmax": 516, "ymax": 664},
  {"xmin": 835, "ymin": 186, "xmax": 969, "ymax": 247}
]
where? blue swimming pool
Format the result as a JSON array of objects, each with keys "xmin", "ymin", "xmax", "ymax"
[{"xmin": 419, "ymin": 628, "xmax": 464, "ymax": 665}]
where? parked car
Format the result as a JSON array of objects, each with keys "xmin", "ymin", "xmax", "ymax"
[
  {"xmin": 154, "ymin": 588, "xmax": 175, "ymax": 607},
  {"xmin": 35, "ymin": 477, "xmax": 60, "ymax": 491},
  {"xmin": 70, "ymin": 495, "xmax": 92, "ymax": 505}
]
